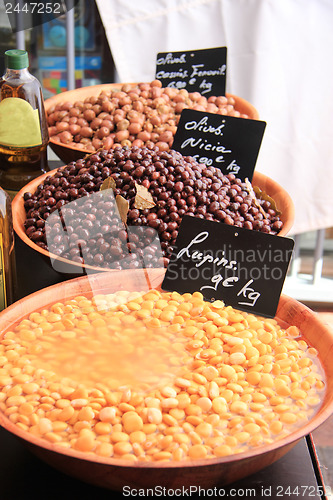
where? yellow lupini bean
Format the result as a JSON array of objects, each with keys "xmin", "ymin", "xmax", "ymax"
[
  {"xmin": 214, "ymin": 444, "xmax": 233, "ymax": 457},
  {"xmin": 219, "ymin": 365, "xmax": 237, "ymax": 381},
  {"xmin": 38, "ymin": 418, "xmax": 53, "ymax": 435},
  {"xmin": 188, "ymin": 444, "xmax": 208, "ymax": 459},
  {"xmin": 246, "ymin": 371, "xmax": 261, "ymax": 385},
  {"xmin": 21, "ymin": 382, "xmax": 39, "ymax": 395},
  {"xmin": 0, "ymin": 375, "xmax": 12, "ymax": 386},
  {"xmin": 243, "ymin": 423, "xmax": 261, "ymax": 434},
  {"xmin": 170, "ymin": 408, "xmax": 185, "ymax": 420},
  {"xmin": 147, "ymin": 407, "xmax": 162, "ymax": 424},
  {"xmin": 58, "ymin": 405, "xmax": 75, "ymax": 422},
  {"xmin": 94, "ymin": 422, "xmax": 112, "ymax": 435},
  {"xmin": 18, "ymin": 402, "xmax": 34, "ymax": 416},
  {"xmin": 74, "ymin": 432, "xmax": 96, "ymax": 452},
  {"xmin": 230, "ymin": 401, "xmax": 248, "ymax": 415},
  {"xmin": 129, "ymin": 430, "xmax": 146, "ymax": 443},
  {"xmin": 196, "ymin": 422, "xmax": 213, "ymax": 437},
  {"xmin": 280, "ymin": 412, "xmax": 298, "ymax": 424},
  {"xmin": 0, "ymin": 288, "xmax": 325, "ymax": 463},
  {"xmin": 142, "ymin": 423, "xmax": 157, "ymax": 434},
  {"xmin": 270, "ymin": 421, "xmax": 283, "ymax": 434},
  {"xmin": 95, "ymin": 442, "xmax": 113, "ymax": 457},
  {"xmin": 274, "ymin": 379, "xmax": 291, "ymax": 396},
  {"xmin": 161, "ymin": 398, "xmax": 179, "ymax": 409},
  {"xmin": 113, "ymin": 441, "xmax": 133, "ymax": 455},
  {"xmin": 291, "ymin": 389, "xmax": 307, "ymax": 400},
  {"xmin": 122, "ymin": 412, "xmax": 143, "ymax": 433},
  {"xmin": 234, "ymin": 431, "xmax": 250, "ymax": 443},
  {"xmin": 196, "ymin": 397, "xmax": 212, "ymax": 412},
  {"xmin": 110, "ymin": 431, "xmax": 130, "ymax": 443},
  {"xmin": 212, "ymin": 397, "xmax": 228, "ymax": 414},
  {"xmin": 208, "ymin": 381, "xmax": 220, "ymax": 399},
  {"xmin": 308, "ymin": 396, "xmax": 321, "ymax": 407},
  {"xmin": 192, "ymin": 373, "xmax": 207, "ymax": 385},
  {"xmin": 78, "ymin": 406, "xmax": 95, "ymax": 421},
  {"xmin": 161, "ymin": 386, "xmax": 177, "ymax": 398},
  {"xmin": 99, "ymin": 407, "xmax": 116, "ymax": 422},
  {"xmin": 184, "ymin": 404, "xmax": 202, "ymax": 416},
  {"xmin": 229, "ymin": 352, "xmax": 246, "ymax": 365},
  {"xmin": 259, "ymin": 373, "xmax": 274, "ymax": 388},
  {"xmin": 6, "ymin": 395, "xmax": 26, "ymax": 407}
]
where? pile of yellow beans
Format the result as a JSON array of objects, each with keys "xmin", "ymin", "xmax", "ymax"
[{"xmin": 0, "ymin": 289, "xmax": 325, "ymax": 462}]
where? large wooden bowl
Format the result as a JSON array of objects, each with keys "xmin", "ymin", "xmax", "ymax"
[
  {"xmin": 12, "ymin": 170, "xmax": 294, "ymax": 276},
  {"xmin": 0, "ymin": 268, "xmax": 332, "ymax": 490},
  {"xmin": 44, "ymin": 83, "xmax": 260, "ymax": 165}
]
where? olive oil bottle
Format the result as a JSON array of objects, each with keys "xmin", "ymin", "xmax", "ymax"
[
  {"xmin": 0, "ymin": 49, "xmax": 50, "ymax": 198},
  {"xmin": 0, "ymin": 186, "xmax": 16, "ymax": 310}
]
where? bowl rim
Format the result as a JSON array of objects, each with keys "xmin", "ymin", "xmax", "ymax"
[
  {"xmin": 0, "ymin": 268, "xmax": 332, "ymax": 469},
  {"xmin": 12, "ymin": 168, "xmax": 294, "ymax": 274}
]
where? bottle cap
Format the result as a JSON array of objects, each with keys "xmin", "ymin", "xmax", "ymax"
[{"xmin": 5, "ymin": 49, "xmax": 29, "ymax": 70}]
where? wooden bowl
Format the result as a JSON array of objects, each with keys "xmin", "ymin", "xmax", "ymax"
[
  {"xmin": 0, "ymin": 268, "xmax": 332, "ymax": 490},
  {"xmin": 12, "ymin": 170, "xmax": 294, "ymax": 276},
  {"xmin": 44, "ymin": 83, "xmax": 260, "ymax": 165}
]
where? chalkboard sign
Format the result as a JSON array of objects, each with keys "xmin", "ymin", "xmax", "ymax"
[
  {"xmin": 155, "ymin": 47, "xmax": 227, "ymax": 97},
  {"xmin": 172, "ymin": 109, "xmax": 266, "ymax": 182},
  {"xmin": 162, "ymin": 216, "xmax": 294, "ymax": 318}
]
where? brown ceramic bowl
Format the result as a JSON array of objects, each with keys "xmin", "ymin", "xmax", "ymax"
[
  {"xmin": 12, "ymin": 170, "xmax": 294, "ymax": 276},
  {"xmin": 44, "ymin": 83, "xmax": 260, "ymax": 165},
  {"xmin": 0, "ymin": 268, "xmax": 332, "ymax": 490}
]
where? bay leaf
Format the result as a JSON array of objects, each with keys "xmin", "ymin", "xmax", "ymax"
[
  {"xmin": 83, "ymin": 148, "xmax": 101, "ymax": 160},
  {"xmin": 133, "ymin": 182, "xmax": 156, "ymax": 209},
  {"xmin": 116, "ymin": 195, "xmax": 129, "ymax": 225},
  {"xmin": 100, "ymin": 176, "xmax": 116, "ymax": 192},
  {"xmin": 244, "ymin": 178, "xmax": 266, "ymax": 217},
  {"xmin": 253, "ymin": 186, "xmax": 282, "ymax": 215}
]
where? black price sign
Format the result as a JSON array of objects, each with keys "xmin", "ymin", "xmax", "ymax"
[
  {"xmin": 172, "ymin": 109, "xmax": 266, "ymax": 182},
  {"xmin": 155, "ymin": 47, "xmax": 227, "ymax": 97},
  {"xmin": 162, "ymin": 216, "xmax": 294, "ymax": 318}
]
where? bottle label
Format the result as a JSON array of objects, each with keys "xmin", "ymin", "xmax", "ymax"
[
  {"xmin": 0, "ymin": 233, "xmax": 7, "ymax": 310},
  {"xmin": 0, "ymin": 97, "xmax": 42, "ymax": 147}
]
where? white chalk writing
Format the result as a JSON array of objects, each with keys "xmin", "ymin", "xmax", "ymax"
[
  {"xmin": 190, "ymin": 64, "xmax": 226, "ymax": 78},
  {"xmin": 156, "ymin": 53, "xmax": 187, "ymax": 65},
  {"xmin": 184, "ymin": 116, "xmax": 226, "ymax": 136},
  {"xmin": 156, "ymin": 69, "xmax": 188, "ymax": 80},
  {"xmin": 176, "ymin": 231, "xmax": 261, "ymax": 308}
]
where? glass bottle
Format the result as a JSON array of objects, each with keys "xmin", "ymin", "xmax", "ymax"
[
  {"xmin": 0, "ymin": 186, "xmax": 16, "ymax": 310},
  {"xmin": 0, "ymin": 49, "xmax": 50, "ymax": 198}
]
